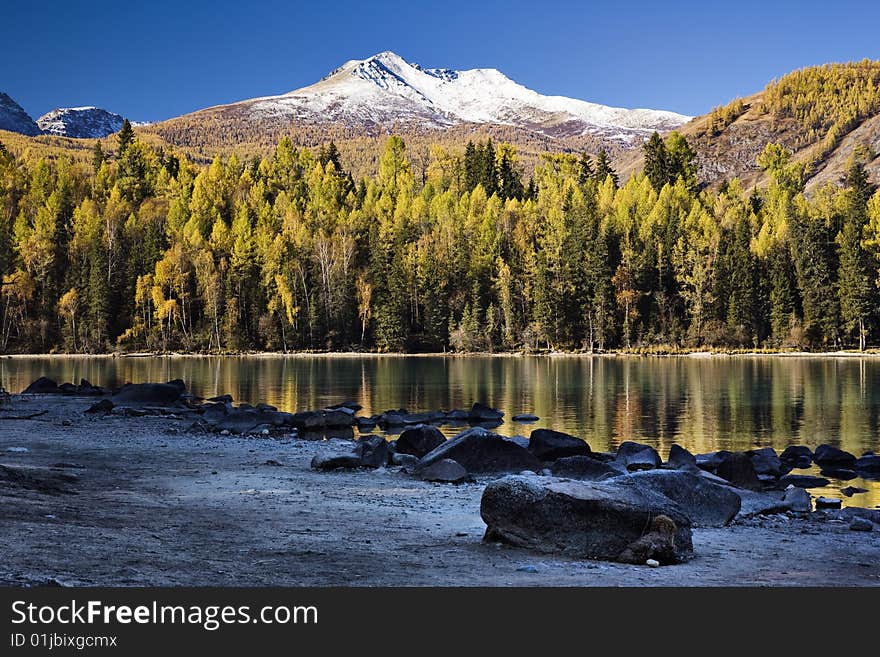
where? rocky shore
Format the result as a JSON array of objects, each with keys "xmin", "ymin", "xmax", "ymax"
[{"xmin": 1, "ymin": 377, "xmax": 878, "ymax": 586}]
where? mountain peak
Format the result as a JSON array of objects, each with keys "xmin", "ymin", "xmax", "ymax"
[
  {"xmin": 0, "ymin": 92, "xmax": 41, "ymax": 136},
  {"xmin": 37, "ymin": 106, "xmax": 126, "ymax": 138}
]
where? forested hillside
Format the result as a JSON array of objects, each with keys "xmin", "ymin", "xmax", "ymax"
[
  {"xmin": 1, "ymin": 117, "xmax": 879, "ymax": 354},
  {"xmin": 621, "ymin": 60, "xmax": 880, "ymax": 191}
]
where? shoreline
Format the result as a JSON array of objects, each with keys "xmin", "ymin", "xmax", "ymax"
[
  {"xmin": 6, "ymin": 349, "xmax": 880, "ymax": 360},
  {"xmin": 1, "ymin": 394, "xmax": 877, "ymax": 587}
]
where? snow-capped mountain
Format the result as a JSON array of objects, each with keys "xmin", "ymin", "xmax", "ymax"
[
  {"xmin": 218, "ymin": 51, "xmax": 691, "ymax": 142},
  {"xmin": 37, "ymin": 107, "xmax": 126, "ymax": 138},
  {"xmin": 0, "ymin": 92, "xmax": 41, "ymax": 136}
]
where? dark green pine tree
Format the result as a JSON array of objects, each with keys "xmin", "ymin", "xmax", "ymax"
[
  {"xmin": 481, "ymin": 139, "xmax": 498, "ymax": 196},
  {"xmin": 593, "ymin": 149, "xmax": 618, "ymax": 188},
  {"xmin": 789, "ymin": 210, "xmax": 839, "ymax": 348},
  {"xmin": 837, "ymin": 160, "xmax": 875, "ymax": 350},
  {"xmin": 92, "ymin": 141, "xmax": 104, "ymax": 174},
  {"xmin": 463, "ymin": 141, "xmax": 480, "ymax": 192},
  {"xmin": 117, "ymin": 119, "xmax": 135, "ymax": 156},
  {"xmin": 643, "ymin": 132, "xmax": 670, "ymax": 190},
  {"xmin": 496, "ymin": 150, "xmax": 523, "ymax": 200},
  {"xmin": 578, "ymin": 152, "xmax": 594, "ymax": 185}
]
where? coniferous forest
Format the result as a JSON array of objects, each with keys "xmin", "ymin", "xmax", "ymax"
[{"xmin": 1, "ymin": 119, "xmax": 879, "ymax": 355}]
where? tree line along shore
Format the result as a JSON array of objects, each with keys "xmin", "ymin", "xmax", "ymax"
[{"xmin": 1, "ymin": 112, "xmax": 879, "ymax": 357}]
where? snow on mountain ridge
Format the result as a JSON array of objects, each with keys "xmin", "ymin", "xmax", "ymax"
[
  {"xmin": 37, "ymin": 106, "xmax": 125, "ymax": 138},
  {"xmin": 241, "ymin": 51, "xmax": 691, "ymax": 141}
]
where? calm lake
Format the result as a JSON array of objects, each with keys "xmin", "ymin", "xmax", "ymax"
[{"xmin": 3, "ymin": 354, "xmax": 879, "ymax": 506}]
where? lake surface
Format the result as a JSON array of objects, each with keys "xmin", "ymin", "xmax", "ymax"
[{"xmin": 3, "ymin": 354, "xmax": 879, "ymax": 506}]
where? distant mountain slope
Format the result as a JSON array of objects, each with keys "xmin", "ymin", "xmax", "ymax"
[
  {"xmin": 0, "ymin": 92, "xmax": 40, "ymax": 136},
  {"xmin": 620, "ymin": 61, "xmax": 880, "ymax": 190},
  {"xmin": 145, "ymin": 51, "xmax": 691, "ymax": 158},
  {"xmin": 37, "ymin": 106, "xmax": 125, "ymax": 138}
]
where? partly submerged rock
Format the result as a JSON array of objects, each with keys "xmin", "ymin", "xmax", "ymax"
[
  {"xmin": 22, "ymin": 377, "xmax": 60, "ymax": 394},
  {"xmin": 528, "ymin": 429, "xmax": 590, "ymax": 461},
  {"xmin": 778, "ymin": 474, "xmax": 829, "ymax": 489},
  {"xmin": 780, "ymin": 445, "xmax": 813, "ymax": 469},
  {"xmin": 512, "ymin": 413, "xmax": 539, "ymax": 423},
  {"xmin": 480, "ymin": 474, "xmax": 693, "ymax": 563},
  {"xmin": 112, "ymin": 382, "xmax": 185, "ymax": 405},
  {"xmin": 813, "ymin": 444, "xmax": 856, "ymax": 468}
]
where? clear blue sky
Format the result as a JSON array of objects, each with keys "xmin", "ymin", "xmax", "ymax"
[{"xmin": 3, "ymin": 0, "xmax": 879, "ymax": 122}]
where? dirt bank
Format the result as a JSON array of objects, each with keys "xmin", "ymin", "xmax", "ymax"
[{"xmin": 0, "ymin": 395, "xmax": 878, "ymax": 586}]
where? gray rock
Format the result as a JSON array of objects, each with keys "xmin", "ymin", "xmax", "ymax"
[
  {"xmin": 395, "ymin": 425, "xmax": 447, "ymax": 458},
  {"xmin": 854, "ymin": 454, "xmax": 880, "ymax": 473},
  {"xmin": 813, "ymin": 444, "xmax": 856, "ymax": 468},
  {"xmin": 356, "ymin": 435, "xmax": 389, "ymax": 469},
  {"xmin": 716, "ymin": 452, "xmax": 761, "ymax": 490},
  {"xmin": 85, "ymin": 399, "xmax": 114, "ymax": 414},
  {"xmin": 480, "ymin": 474, "xmax": 693, "ymax": 563},
  {"xmin": 615, "ymin": 441, "xmax": 661, "ymax": 471},
  {"xmin": 415, "ymin": 426, "xmax": 541, "ymax": 474},
  {"xmin": 417, "ymin": 458, "xmax": 468, "ymax": 483},
  {"xmin": 550, "ymin": 455, "xmax": 624, "ymax": 481},
  {"xmin": 695, "ymin": 450, "xmax": 732, "ymax": 472},
  {"xmin": 22, "ymin": 377, "xmax": 59, "ymax": 394},
  {"xmin": 734, "ymin": 489, "xmax": 789, "ymax": 517},
  {"xmin": 112, "ymin": 382, "xmax": 184, "ymax": 405},
  {"xmin": 507, "ymin": 435, "xmax": 530, "ymax": 449},
  {"xmin": 778, "ymin": 474, "xmax": 830, "ymax": 489},
  {"xmin": 780, "ymin": 445, "xmax": 813, "ymax": 469},
  {"xmin": 512, "ymin": 414, "xmax": 539, "ymax": 423},
  {"xmin": 310, "ymin": 452, "xmax": 361, "ymax": 470},
  {"xmin": 666, "ymin": 444, "xmax": 697, "ymax": 470},
  {"xmin": 748, "ymin": 447, "xmax": 785, "ymax": 477},
  {"xmin": 391, "ymin": 453, "xmax": 420, "ymax": 468},
  {"xmin": 469, "ymin": 402, "xmax": 504, "ymax": 422},
  {"xmin": 841, "ymin": 486, "xmax": 868, "ymax": 497},
  {"xmin": 615, "ymin": 469, "xmax": 742, "ymax": 527},
  {"xmin": 782, "ymin": 486, "xmax": 812, "ymax": 512},
  {"xmin": 528, "ymin": 429, "xmax": 590, "ymax": 461},
  {"xmin": 292, "ymin": 409, "xmax": 356, "ymax": 430},
  {"xmin": 819, "ymin": 467, "xmax": 857, "ymax": 480},
  {"xmin": 815, "ymin": 497, "xmax": 842, "ymax": 509},
  {"xmin": 849, "ymin": 518, "xmax": 873, "ymax": 532}
]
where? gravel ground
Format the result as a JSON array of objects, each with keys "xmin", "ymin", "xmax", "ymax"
[{"xmin": 1, "ymin": 395, "xmax": 878, "ymax": 587}]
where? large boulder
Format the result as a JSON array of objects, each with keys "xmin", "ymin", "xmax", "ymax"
[
  {"xmin": 615, "ymin": 470, "xmax": 742, "ymax": 527},
  {"xmin": 813, "ymin": 444, "xmax": 856, "ymax": 468},
  {"xmin": 415, "ymin": 427, "xmax": 541, "ymax": 475},
  {"xmin": 615, "ymin": 441, "xmax": 661, "ymax": 471},
  {"xmin": 395, "ymin": 425, "xmax": 447, "ymax": 458},
  {"xmin": 550, "ymin": 455, "xmax": 624, "ymax": 481},
  {"xmin": 716, "ymin": 452, "xmax": 761, "ymax": 490},
  {"xmin": 480, "ymin": 475, "xmax": 693, "ymax": 564},
  {"xmin": 22, "ymin": 377, "xmax": 59, "ymax": 394},
  {"xmin": 528, "ymin": 429, "xmax": 590, "ymax": 461},
  {"xmin": 112, "ymin": 382, "xmax": 184, "ymax": 405}
]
